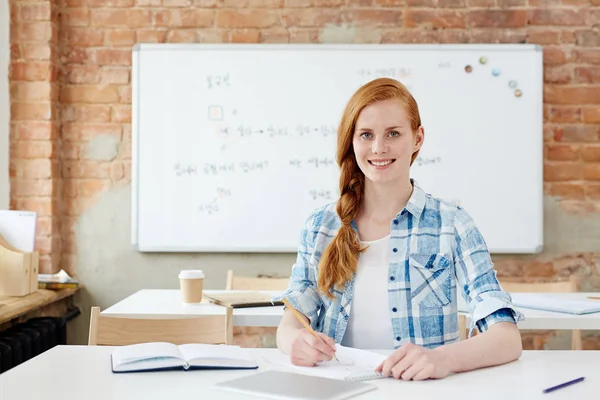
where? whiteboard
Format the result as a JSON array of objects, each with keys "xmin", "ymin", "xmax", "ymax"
[{"xmin": 132, "ymin": 44, "xmax": 543, "ymax": 253}]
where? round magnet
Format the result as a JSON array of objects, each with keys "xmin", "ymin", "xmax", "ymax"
[
  {"xmin": 509, "ymin": 80, "xmax": 517, "ymax": 88},
  {"xmin": 465, "ymin": 65, "xmax": 473, "ymax": 73},
  {"xmin": 479, "ymin": 56, "xmax": 488, "ymax": 64},
  {"xmin": 492, "ymin": 68, "xmax": 501, "ymax": 77},
  {"xmin": 514, "ymin": 89, "xmax": 522, "ymax": 97}
]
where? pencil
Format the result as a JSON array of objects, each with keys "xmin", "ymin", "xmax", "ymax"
[
  {"xmin": 588, "ymin": 296, "xmax": 600, "ymax": 300},
  {"xmin": 282, "ymin": 298, "xmax": 339, "ymax": 362}
]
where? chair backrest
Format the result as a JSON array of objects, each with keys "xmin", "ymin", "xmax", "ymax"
[
  {"xmin": 499, "ymin": 276, "xmax": 582, "ymax": 350},
  {"xmin": 500, "ymin": 276, "xmax": 578, "ymax": 293},
  {"xmin": 226, "ymin": 270, "xmax": 290, "ymax": 291},
  {"xmin": 88, "ymin": 306, "xmax": 233, "ymax": 346}
]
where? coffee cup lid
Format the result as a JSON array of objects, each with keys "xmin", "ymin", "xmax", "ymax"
[{"xmin": 179, "ymin": 270, "xmax": 204, "ymax": 279}]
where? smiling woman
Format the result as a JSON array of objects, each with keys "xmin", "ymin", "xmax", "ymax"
[{"xmin": 0, "ymin": 0, "xmax": 8, "ymax": 209}]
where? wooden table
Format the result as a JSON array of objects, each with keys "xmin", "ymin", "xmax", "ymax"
[
  {"xmin": 0, "ymin": 288, "xmax": 79, "ymax": 325},
  {"xmin": 0, "ymin": 345, "xmax": 597, "ymax": 399}
]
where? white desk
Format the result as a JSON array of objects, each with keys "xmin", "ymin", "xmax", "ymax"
[
  {"xmin": 0, "ymin": 346, "xmax": 598, "ymax": 399},
  {"xmin": 102, "ymin": 289, "xmax": 600, "ymax": 330}
]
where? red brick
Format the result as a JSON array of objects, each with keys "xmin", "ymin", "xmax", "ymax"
[
  {"xmin": 544, "ymin": 163, "xmax": 583, "ymax": 181},
  {"xmin": 287, "ymin": 0, "xmax": 343, "ymax": 5},
  {"xmin": 530, "ymin": 9, "xmax": 587, "ymax": 26},
  {"xmin": 547, "ymin": 182, "xmax": 586, "ymax": 199},
  {"xmin": 573, "ymin": 48, "xmax": 600, "ymax": 64},
  {"xmin": 574, "ymin": 67, "xmax": 600, "ymax": 84},
  {"xmin": 62, "ymin": 28, "xmax": 105, "ymax": 47},
  {"xmin": 575, "ymin": 30, "xmax": 600, "ymax": 47},
  {"xmin": 406, "ymin": 10, "xmax": 466, "ymax": 29},
  {"xmin": 95, "ymin": 49, "xmax": 132, "ymax": 66},
  {"xmin": 11, "ymin": 103, "xmax": 54, "ymax": 121},
  {"xmin": 166, "ymin": 30, "xmax": 197, "ymax": 43},
  {"xmin": 11, "ymin": 180, "xmax": 55, "ymax": 197},
  {"xmin": 230, "ymin": 30, "xmax": 261, "ymax": 43},
  {"xmin": 407, "ymin": 0, "xmax": 436, "ymax": 5},
  {"xmin": 10, "ymin": 62, "xmax": 54, "ymax": 81},
  {"xmin": 15, "ymin": 199, "xmax": 54, "ymax": 218},
  {"xmin": 545, "ymin": 86, "xmax": 600, "ymax": 104},
  {"xmin": 554, "ymin": 125, "xmax": 599, "ymax": 142},
  {"xmin": 582, "ymin": 146, "xmax": 600, "ymax": 162},
  {"xmin": 62, "ymin": 123, "xmax": 122, "ymax": 141},
  {"xmin": 543, "ymin": 47, "xmax": 567, "ymax": 65},
  {"xmin": 118, "ymin": 85, "xmax": 132, "ymax": 103},
  {"xmin": 468, "ymin": 10, "xmax": 527, "ymax": 28},
  {"xmin": 382, "ymin": 29, "xmax": 439, "ymax": 44},
  {"xmin": 582, "ymin": 108, "xmax": 600, "ymax": 123},
  {"xmin": 584, "ymin": 164, "xmax": 600, "ymax": 180},
  {"xmin": 20, "ymin": 3, "xmax": 52, "ymax": 21},
  {"xmin": 111, "ymin": 162, "xmax": 125, "ymax": 181},
  {"xmin": 91, "ymin": 9, "xmax": 152, "ymax": 28},
  {"xmin": 11, "ymin": 141, "xmax": 57, "ymax": 159},
  {"xmin": 60, "ymin": 85, "xmax": 120, "ymax": 104},
  {"xmin": 19, "ymin": 43, "xmax": 51, "ymax": 60},
  {"xmin": 588, "ymin": 184, "xmax": 600, "ymax": 199},
  {"xmin": 439, "ymin": 30, "xmax": 469, "ymax": 43},
  {"xmin": 218, "ymin": 10, "xmax": 280, "ymax": 28},
  {"xmin": 341, "ymin": 10, "xmax": 403, "ymax": 27},
  {"xmin": 62, "ymin": 143, "xmax": 81, "ymax": 161},
  {"xmin": 62, "ymin": 104, "xmax": 112, "ymax": 122},
  {"xmin": 163, "ymin": 0, "xmax": 195, "ymax": 5},
  {"xmin": 64, "ymin": 65, "xmax": 101, "ymax": 84},
  {"xmin": 136, "ymin": 30, "xmax": 167, "ymax": 43},
  {"xmin": 62, "ymin": 48, "xmax": 94, "ymax": 64},
  {"xmin": 528, "ymin": 30, "xmax": 560, "ymax": 45},
  {"xmin": 18, "ymin": 159, "xmax": 54, "ymax": 179},
  {"xmin": 11, "ymin": 21, "xmax": 53, "ymax": 42},
  {"xmin": 154, "ymin": 10, "xmax": 215, "ymax": 28},
  {"xmin": 548, "ymin": 106, "xmax": 581, "ymax": 123},
  {"xmin": 17, "ymin": 121, "xmax": 58, "ymax": 140},
  {"xmin": 58, "ymin": 8, "xmax": 90, "ymax": 27},
  {"xmin": 10, "ymin": 82, "xmax": 51, "ymax": 102},
  {"xmin": 100, "ymin": 68, "xmax": 130, "ymax": 85},
  {"xmin": 105, "ymin": 30, "xmax": 136, "ymax": 47},
  {"xmin": 469, "ymin": 29, "xmax": 527, "ymax": 43},
  {"xmin": 259, "ymin": 28, "xmax": 290, "ymax": 43},
  {"xmin": 193, "ymin": 0, "xmax": 218, "ymax": 6},
  {"xmin": 65, "ymin": 0, "xmax": 134, "ymax": 5},
  {"xmin": 112, "ymin": 105, "xmax": 132, "ymax": 123},
  {"xmin": 546, "ymin": 144, "xmax": 580, "ymax": 161},
  {"xmin": 544, "ymin": 66, "xmax": 572, "ymax": 84}
]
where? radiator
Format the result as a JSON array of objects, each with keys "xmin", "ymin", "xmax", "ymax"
[{"xmin": 0, "ymin": 308, "xmax": 80, "ymax": 374}]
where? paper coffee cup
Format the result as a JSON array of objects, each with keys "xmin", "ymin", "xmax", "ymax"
[{"xmin": 179, "ymin": 270, "xmax": 205, "ymax": 304}]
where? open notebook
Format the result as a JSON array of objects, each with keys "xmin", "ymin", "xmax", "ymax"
[
  {"xmin": 111, "ymin": 342, "xmax": 258, "ymax": 373},
  {"xmin": 263, "ymin": 344, "xmax": 387, "ymax": 381},
  {"xmin": 203, "ymin": 291, "xmax": 283, "ymax": 308},
  {"xmin": 511, "ymin": 293, "xmax": 600, "ymax": 315}
]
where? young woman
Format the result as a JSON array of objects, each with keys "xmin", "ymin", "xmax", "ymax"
[{"xmin": 276, "ymin": 77, "xmax": 523, "ymax": 381}]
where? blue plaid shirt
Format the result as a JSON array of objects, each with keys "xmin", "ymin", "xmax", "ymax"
[{"xmin": 277, "ymin": 180, "xmax": 524, "ymax": 349}]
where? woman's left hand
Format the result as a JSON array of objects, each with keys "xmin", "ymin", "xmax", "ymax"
[{"xmin": 375, "ymin": 342, "xmax": 451, "ymax": 381}]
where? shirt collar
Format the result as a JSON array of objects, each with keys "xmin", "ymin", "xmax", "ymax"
[{"xmin": 402, "ymin": 179, "xmax": 426, "ymax": 220}]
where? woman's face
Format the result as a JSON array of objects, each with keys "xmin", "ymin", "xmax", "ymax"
[{"xmin": 352, "ymin": 99, "xmax": 423, "ymax": 186}]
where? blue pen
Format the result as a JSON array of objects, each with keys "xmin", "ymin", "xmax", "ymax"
[{"xmin": 543, "ymin": 377, "xmax": 585, "ymax": 393}]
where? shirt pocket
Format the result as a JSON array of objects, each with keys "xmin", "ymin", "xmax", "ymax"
[{"xmin": 409, "ymin": 253, "xmax": 453, "ymax": 308}]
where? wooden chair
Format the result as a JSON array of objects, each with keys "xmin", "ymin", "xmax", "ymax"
[
  {"xmin": 225, "ymin": 269, "xmax": 290, "ymax": 291},
  {"xmin": 88, "ymin": 306, "xmax": 233, "ymax": 346},
  {"xmin": 500, "ymin": 276, "xmax": 582, "ymax": 350}
]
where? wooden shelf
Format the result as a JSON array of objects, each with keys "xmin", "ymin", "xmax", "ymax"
[{"xmin": 0, "ymin": 288, "xmax": 80, "ymax": 325}]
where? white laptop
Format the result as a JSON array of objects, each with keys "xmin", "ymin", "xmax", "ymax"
[{"xmin": 213, "ymin": 370, "xmax": 377, "ymax": 400}]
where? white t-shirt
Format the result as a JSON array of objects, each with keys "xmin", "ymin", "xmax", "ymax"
[{"xmin": 341, "ymin": 234, "xmax": 394, "ymax": 349}]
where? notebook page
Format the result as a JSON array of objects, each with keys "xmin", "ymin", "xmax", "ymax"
[
  {"xmin": 112, "ymin": 342, "xmax": 183, "ymax": 365},
  {"xmin": 178, "ymin": 344, "xmax": 253, "ymax": 362},
  {"xmin": 263, "ymin": 344, "xmax": 386, "ymax": 380},
  {"xmin": 511, "ymin": 293, "xmax": 600, "ymax": 314}
]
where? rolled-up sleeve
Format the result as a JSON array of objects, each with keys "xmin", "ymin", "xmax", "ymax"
[
  {"xmin": 272, "ymin": 212, "xmax": 323, "ymax": 328},
  {"xmin": 452, "ymin": 207, "xmax": 524, "ymax": 336}
]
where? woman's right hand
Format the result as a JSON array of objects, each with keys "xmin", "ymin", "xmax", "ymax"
[{"xmin": 289, "ymin": 329, "xmax": 337, "ymax": 367}]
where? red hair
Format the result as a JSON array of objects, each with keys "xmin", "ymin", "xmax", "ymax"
[{"xmin": 318, "ymin": 78, "xmax": 423, "ymax": 298}]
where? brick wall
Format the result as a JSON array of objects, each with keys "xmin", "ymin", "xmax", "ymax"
[{"xmin": 8, "ymin": 0, "xmax": 600, "ymax": 349}]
